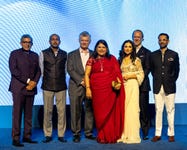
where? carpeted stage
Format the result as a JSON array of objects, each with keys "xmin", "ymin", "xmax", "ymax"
[{"xmin": 0, "ymin": 126, "xmax": 187, "ymax": 150}]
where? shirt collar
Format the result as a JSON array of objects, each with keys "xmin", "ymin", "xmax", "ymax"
[
  {"xmin": 136, "ymin": 44, "xmax": 142, "ymax": 53},
  {"xmin": 79, "ymin": 48, "xmax": 89, "ymax": 53},
  {"xmin": 21, "ymin": 48, "xmax": 30, "ymax": 53},
  {"xmin": 50, "ymin": 47, "xmax": 59, "ymax": 53}
]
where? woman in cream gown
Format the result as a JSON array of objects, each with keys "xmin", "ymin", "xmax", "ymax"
[{"xmin": 118, "ymin": 40, "xmax": 144, "ymax": 144}]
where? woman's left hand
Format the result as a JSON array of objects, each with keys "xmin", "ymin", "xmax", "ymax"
[{"xmin": 112, "ymin": 77, "xmax": 121, "ymax": 90}]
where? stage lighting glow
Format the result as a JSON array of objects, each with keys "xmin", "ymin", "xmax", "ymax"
[{"xmin": 0, "ymin": 0, "xmax": 187, "ymax": 105}]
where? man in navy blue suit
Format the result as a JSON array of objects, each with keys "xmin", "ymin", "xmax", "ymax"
[
  {"xmin": 9, "ymin": 34, "xmax": 41, "ymax": 147},
  {"xmin": 151, "ymin": 33, "xmax": 180, "ymax": 142},
  {"xmin": 132, "ymin": 30, "xmax": 151, "ymax": 140}
]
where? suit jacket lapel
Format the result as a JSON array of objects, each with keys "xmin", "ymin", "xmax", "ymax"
[
  {"xmin": 75, "ymin": 49, "xmax": 85, "ymax": 73},
  {"xmin": 89, "ymin": 49, "xmax": 93, "ymax": 56},
  {"xmin": 136, "ymin": 46, "xmax": 144, "ymax": 56}
]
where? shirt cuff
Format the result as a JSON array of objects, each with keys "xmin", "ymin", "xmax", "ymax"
[{"xmin": 27, "ymin": 78, "xmax": 30, "ymax": 84}]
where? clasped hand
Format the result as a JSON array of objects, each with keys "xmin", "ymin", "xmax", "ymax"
[
  {"xmin": 26, "ymin": 80, "xmax": 37, "ymax": 91},
  {"xmin": 112, "ymin": 77, "xmax": 121, "ymax": 90}
]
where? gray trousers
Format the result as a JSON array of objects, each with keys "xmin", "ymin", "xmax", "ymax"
[
  {"xmin": 69, "ymin": 86, "xmax": 94, "ymax": 136},
  {"xmin": 43, "ymin": 90, "xmax": 66, "ymax": 137}
]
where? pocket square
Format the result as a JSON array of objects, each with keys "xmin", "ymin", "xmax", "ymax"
[{"xmin": 168, "ymin": 57, "xmax": 174, "ymax": 61}]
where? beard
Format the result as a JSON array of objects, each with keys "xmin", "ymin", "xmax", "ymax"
[
  {"xmin": 51, "ymin": 45, "xmax": 59, "ymax": 49},
  {"xmin": 159, "ymin": 44, "xmax": 167, "ymax": 49}
]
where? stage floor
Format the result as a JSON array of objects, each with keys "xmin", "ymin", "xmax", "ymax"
[{"xmin": 0, "ymin": 126, "xmax": 187, "ymax": 150}]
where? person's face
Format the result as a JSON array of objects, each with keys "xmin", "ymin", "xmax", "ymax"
[
  {"xmin": 49, "ymin": 35, "xmax": 60, "ymax": 49},
  {"xmin": 133, "ymin": 31, "xmax": 143, "ymax": 47},
  {"xmin": 79, "ymin": 36, "xmax": 90, "ymax": 50},
  {"xmin": 158, "ymin": 35, "xmax": 169, "ymax": 49},
  {"xmin": 124, "ymin": 42, "xmax": 133, "ymax": 55},
  {"xmin": 20, "ymin": 37, "xmax": 32, "ymax": 51},
  {"xmin": 96, "ymin": 43, "xmax": 107, "ymax": 57}
]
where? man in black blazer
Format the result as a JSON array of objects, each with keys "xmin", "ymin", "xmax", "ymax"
[
  {"xmin": 9, "ymin": 34, "xmax": 41, "ymax": 147},
  {"xmin": 132, "ymin": 30, "xmax": 151, "ymax": 140},
  {"xmin": 151, "ymin": 33, "xmax": 179, "ymax": 142},
  {"xmin": 67, "ymin": 31, "xmax": 95, "ymax": 142}
]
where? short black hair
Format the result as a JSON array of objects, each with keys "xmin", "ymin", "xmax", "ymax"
[
  {"xmin": 20, "ymin": 34, "xmax": 33, "ymax": 43},
  {"xmin": 158, "ymin": 33, "xmax": 169, "ymax": 40},
  {"xmin": 49, "ymin": 34, "xmax": 60, "ymax": 41}
]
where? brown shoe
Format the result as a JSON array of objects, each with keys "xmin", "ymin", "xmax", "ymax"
[
  {"xmin": 168, "ymin": 136, "xmax": 175, "ymax": 142},
  {"xmin": 151, "ymin": 136, "xmax": 161, "ymax": 142}
]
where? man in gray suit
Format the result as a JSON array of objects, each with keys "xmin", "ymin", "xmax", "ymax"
[{"xmin": 67, "ymin": 31, "xmax": 95, "ymax": 142}]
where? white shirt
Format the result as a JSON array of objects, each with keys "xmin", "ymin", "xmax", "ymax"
[
  {"xmin": 79, "ymin": 48, "xmax": 89, "ymax": 70},
  {"xmin": 136, "ymin": 44, "xmax": 142, "ymax": 54}
]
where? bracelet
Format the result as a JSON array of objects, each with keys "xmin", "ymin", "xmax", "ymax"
[{"xmin": 86, "ymin": 87, "xmax": 90, "ymax": 88}]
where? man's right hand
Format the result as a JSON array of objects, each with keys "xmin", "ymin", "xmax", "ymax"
[{"xmin": 26, "ymin": 80, "xmax": 37, "ymax": 90}]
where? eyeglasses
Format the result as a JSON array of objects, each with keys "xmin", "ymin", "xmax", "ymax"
[{"xmin": 22, "ymin": 41, "xmax": 32, "ymax": 44}]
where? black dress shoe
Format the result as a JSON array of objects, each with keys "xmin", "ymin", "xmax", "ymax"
[
  {"xmin": 143, "ymin": 136, "xmax": 149, "ymax": 140},
  {"xmin": 12, "ymin": 140, "xmax": 24, "ymax": 147},
  {"xmin": 85, "ymin": 135, "xmax": 96, "ymax": 140},
  {"xmin": 73, "ymin": 135, "xmax": 80, "ymax": 143},
  {"xmin": 23, "ymin": 138, "xmax": 38, "ymax": 143},
  {"xmin": 58, "ymin": 137, "xmax": 67, "ymax": 143},
  {"xmin": 42, "ymin": 136, "xmax": 52, "ymax": 143}
]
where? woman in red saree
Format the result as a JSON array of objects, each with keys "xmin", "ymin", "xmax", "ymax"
[{"xmin": 85, "ymin": 39, "xmax": 125, "ymax": 143}]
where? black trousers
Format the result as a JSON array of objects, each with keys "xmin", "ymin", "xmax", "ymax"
[
  {"xmin": 139, "ymin": 91, "xmax": 150, "ymax": 137},
  {"xmin": 12, "ymin": 93, "xmax": 34, "ymax": 141}
]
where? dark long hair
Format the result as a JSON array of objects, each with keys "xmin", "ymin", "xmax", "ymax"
[
  {"xmin": 118, "ymin": 40, "xmax": 136, "ymax": 64},
  {"xmin": 92, "ymin": 39, "xmax": 111, "ymax": 59}
]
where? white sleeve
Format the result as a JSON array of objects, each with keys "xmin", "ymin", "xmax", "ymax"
[{"xmin": 39, "ymin": 52, "xmax": 44, "ymax": 76}]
